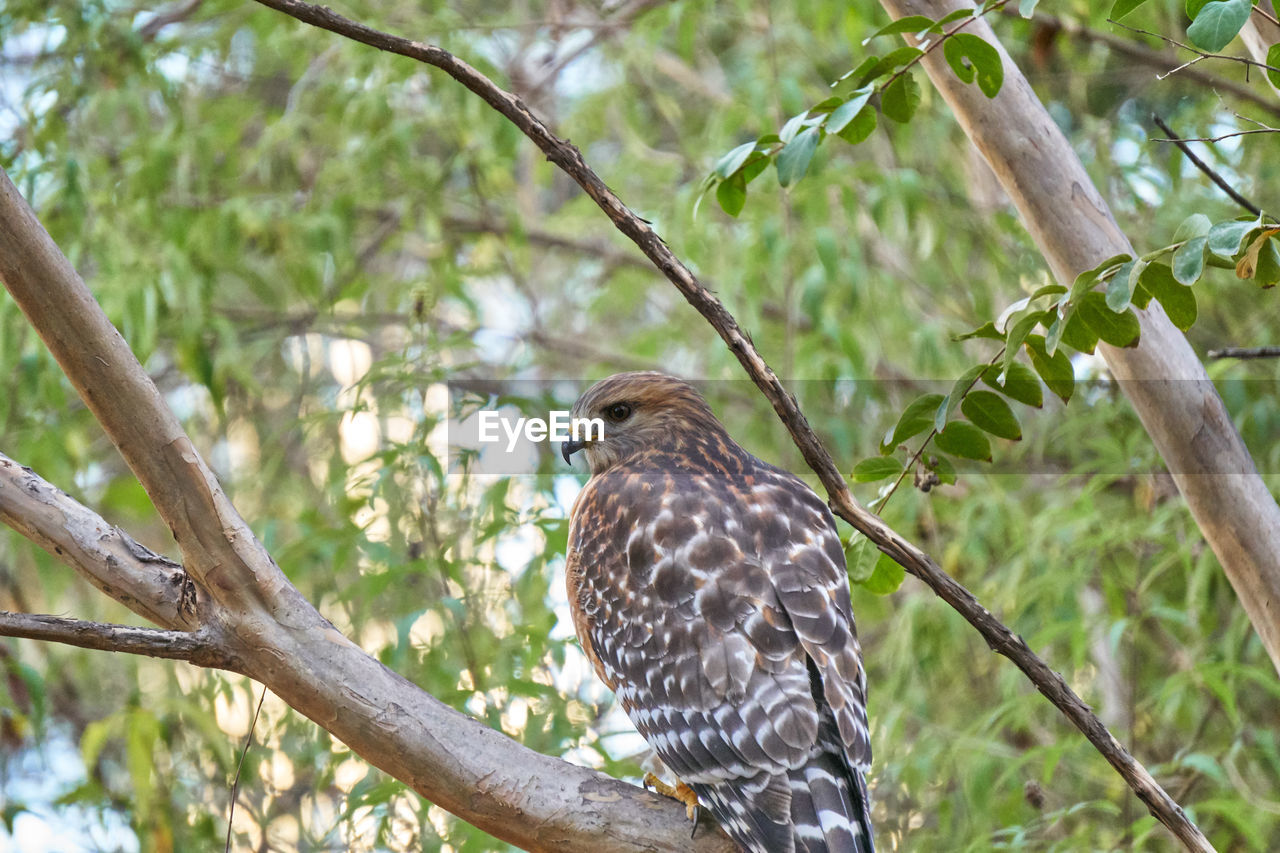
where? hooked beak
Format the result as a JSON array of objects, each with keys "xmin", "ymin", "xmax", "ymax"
[{"xmin": 561, "ymin": 437, "xmax": 586, "ymax": 466}]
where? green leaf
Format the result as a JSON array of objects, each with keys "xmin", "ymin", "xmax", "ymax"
[
  {"xmin": 1025, "ymin": 334, "xmax": 1075, "ymax": 403},
  {"xmin": 1058, "ymin": 308, "xmax": 1099, "ymax": 355},
  {"xmin": 936, "ymin": 9, "xmax": 975, "ymax": 28},
  {"xmin": 1207, "ymin": 218, "xmax": 1259, "ymax": 258},
  {"xmin": 961, "ymin": 390, "xmax": 1021, "ymax": 440},
  {"xmin": 713, "ymin": 141, "xmax": 756, "ymax": 179},
  {"xmin": 1076, "ymin": 291, "xmax": 1141, "ymax": 347},
  {"xmin": 882, "ymin": 392, "xmax": 945, "ymax": 451},
  {"xmin": 881, "ymin": 72, "xmax": 921, "ymax": 123},
  {"xmin": 826, "ymin": 87, "xmax": 875, "ymax": 134},
  {"xmin": 715, "ymin": 174, "xmax": 746, "ymax": 216},
  {"xmin": 852, "ymin": 456, "xmax": 905, "ymax": 482},
  {"xmin": 125, "ymin": 708, "xmax": 160, "ymax": 821},
  {"xmin": 837, "ymin": 55, "xmax": 881, "ymax": 85},
  {"xmin": 1252, "ymin": 235, "xmax": 1280, "ymax": 287},
  {"xmin": 741, "ymin": 154, "xmax": 770, "ymax": 184},
  {"xmin": 1106, "ymin": 258, "xmax": 1145, "ymax": 312},
  {"xmin": 934, "ymin": 421, "xmax": 993, "ymax": 461},
  {"xmin": 943, "ymin": 34, "xmax": 1003, "ymax": 97},
  {"xmin": 1130, "ymin": 281, "xmax": 1154, "ymax": 309},
  {"xmin": 845, "ymin": 534, "xmax": 880, "ymax": 583},
  {"xmin": 1173, "ymin": 212, "xmax": 1213, "ymax": 242},
  {"xmin": 779, "ymin": 111, "xmax": 810, "ymax": 143},
  {"xmin": 861, "ymin": 552, "xmax": 906, "ymax": 594},
  {"xmin": 1173, "ymin": 236, "xmax": 1208, "ymax": 284},
  {"xmin": 853, "ymin": 47, "xmax": 925, "ymax": 86},
  {"xmin": 1002, "ymin": 309, "xmax": 1049, "ymax": 373},
  {"xmin": 1110, "ymin": 0, "xmax": 1150, "ymax": 19},
  {"xmin": 1028, "ymin": 283, "xmax": 1067, "ymax": 300},
  {"xmin": 1044, "ymin": 306, "xmax": 1080, "ymax": 356},
  {"xmin": 864, "ymin": 15, "xmax": 935, "ymax": 42},
  {"xmin": 1249, "ymin": 234, "xmax": 1280, "ymax": 286},
  {"xmin": 1069, "ymin": 253, "xmax": 1132, "ymax": 304},
  {"xmin": 836, "ymin": 106, "xmax": 877, "ymax": 145},
  {"xmin": 81, "ymin": 717, "xmax": 115, "ymax": 770},
  {"xmin": 954, "ymin": 321, "xmax": 1003, "ymax": 341},
  {"xmin": 982, "ymin": 361, "xmax": 1043, "ymax": 408},
  {"xmin": 1140, "ymin": 263, "xmax": 1197, "ymax": 330},
  {"xmin": 1269, "ymin": 43, "xmax": 1280, "ymax": 89},
  {"xmin": 936, "ymin": 363, "xmax": 987, "ymax": 432},
  {"xmin": 1186, "ymin": 0, "xmax": 1251, "ymax": 52},
  {"xmin": 776, "ymin": 127, "xmax": 820, "ymax": 187}
]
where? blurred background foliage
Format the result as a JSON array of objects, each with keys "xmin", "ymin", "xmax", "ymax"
[{"xmin": 1, "ymin": 0, "xmax": 1278, "ymax": 850}]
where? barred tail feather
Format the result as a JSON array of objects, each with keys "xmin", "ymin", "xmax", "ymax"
[
  {"xmin": 695, "ymin": 754, "xmax": 873, "ymax": 853},
  {"xmin": 788, "ymin": 750, "xmax": 874, "ymax": 853},
  {"xmin": 694, "ymin": 772, "xmax": 795, "ymax": 853}
]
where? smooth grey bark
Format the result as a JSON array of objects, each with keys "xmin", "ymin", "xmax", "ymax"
[
  {"xmin": 877, "ymin": 0, "xmax": 1280, "ymax": 679},
  {"xmin": 0, "ymin": 166, "xmax": 735, "ymax": 853}
]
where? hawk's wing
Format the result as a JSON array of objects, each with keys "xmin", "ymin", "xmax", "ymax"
[{"xmin": 568, "ymin": 464, "xmax": 872, "ymax": 853}]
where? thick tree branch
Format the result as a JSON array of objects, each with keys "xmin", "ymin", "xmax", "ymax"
[
  {"xmin": 0, "ymin": 452, "xmax": 200, "ymax": 630},
  {"xmin": 0, "ymin": 169, "xmax": 736, "ymax": 851},
  {"xmin": 242, "ymin": 1, "xmax": 1212, "ymax": 848},
  {"xmin": 887, "ymin": 0, "xmax": 1280, "ymax": 686},
  {"xmin": 0, "ymin": 610, "xmax": 239, "ymax": 669}
]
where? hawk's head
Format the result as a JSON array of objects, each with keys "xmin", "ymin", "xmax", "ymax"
[{"xmin": 562, "ymin": 372, "xmax": 723, "ymax": 474}]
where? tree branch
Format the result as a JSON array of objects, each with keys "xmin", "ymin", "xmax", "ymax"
[
  {"xmin": 1207, "ymin": 346, "xmax": 1280, "ymax": 359},
  {"xmin": 1108, "ymin": 19, "xmax": 1280, "ymax": 77},
  {"xmin": 0, "ymin": 452, "xmax": 201, "ymax": 630},
  {"xmin": 0, "ymin": 161, "xmax": 736, "ymax": 853},
  {"xmin": 1151, "ymin": 114, "xmax": 1262, "ymax": 216},
  {"xmin": 0, "ymin": 610, "xmax": 239, "ymax": 670},
  {"xmin": 242, "ymin": 1, "xmax": 1212, "ymax": 848},
  {"xmin": 1005, "ymin": 9, "xmax": 1280, "ymax": 121}
]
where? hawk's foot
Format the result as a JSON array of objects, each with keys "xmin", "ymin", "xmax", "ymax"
[{"xmin": 642, "ymin": 772, "xmax": 700, "ymax": 823}]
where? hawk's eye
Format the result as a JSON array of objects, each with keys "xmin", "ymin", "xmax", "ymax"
[{"xmin": 604, "ymin": 402, "xmax": 633, "ymax": 422}]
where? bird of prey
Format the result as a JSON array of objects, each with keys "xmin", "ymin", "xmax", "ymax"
[{"xmin": 561, "ymin": 372, "xmax": 873, "ymax": 853}]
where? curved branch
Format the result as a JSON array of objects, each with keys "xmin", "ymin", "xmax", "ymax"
[
  {"xmin": 242, "ymin": 1, "xmax": 1211, "ymax": 849},
  {"xmin": 0, "ymin": 420, "xmax": 732, "ymax": 850},
  {"xmin": 0, "ymin": 452, "xmax": 200, "ymax": 630}
]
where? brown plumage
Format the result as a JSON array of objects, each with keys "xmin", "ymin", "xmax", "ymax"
[{"xmin": 563, "ymin": 372, "xmax": 873, "ymax": 853}]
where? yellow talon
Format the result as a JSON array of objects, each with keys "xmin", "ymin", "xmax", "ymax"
[{"xmin": 643, "ymin": 772, "xmax": 700, "ymax": 821}]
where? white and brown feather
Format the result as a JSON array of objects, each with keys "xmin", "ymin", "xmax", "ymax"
[{"xmin": 566, "ymin": 373, "xmax": 873, "ymax": 853}]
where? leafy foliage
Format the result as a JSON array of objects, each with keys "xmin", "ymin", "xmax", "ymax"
[{"xmin": 1, "ymin": 0, "xmax": 1279, "ymax": 850}]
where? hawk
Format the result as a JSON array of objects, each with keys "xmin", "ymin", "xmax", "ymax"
[{"xmin": 562, "ymin": 372, "xmax": 874, "ymax": 853}]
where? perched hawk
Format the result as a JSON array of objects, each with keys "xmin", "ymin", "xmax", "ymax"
[{"xmin": 562, "ymin": 372, "xmax": 873, "ymax": 853}]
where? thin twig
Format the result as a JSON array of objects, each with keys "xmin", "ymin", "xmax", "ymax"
[
  {"xmin": 138, "ymin": 0, "xmax": 205, "ymax": 40},
  {"xmin": 1151, "ymin": 114, "xmax": 1262, "ymax": 216},
  {"xmin": 1000, "ymin": 9, "xmax": 1280, "ymax": 121},
  {"xmin": 226, "ymin": 685, "xmax": 268, "ymax": 853},
  {"xmin": 1109, "ymin": 19, "xmax": 1280, "ymax": 77},
  {"xmin": 1252, "ymin": 2, "xmax": 1280, "ymax": 28},
  {"xmin": 1207, "ymin": 346, "xmax": 1280, "ymax": 359},
  {"xmin": 1152, "ymin": 128, "xmax": 1278, "ymax": 144},
  {"xmin": 522, "ymin": 0, "xmax": 671, "ymax": 101},
  {"xmin": 0, "ymin": 611, "xmax": 236, "ymax": 668},
  {"xmin": 246, "ymin": 1, "xmax": 1211, "ymax": 848}
]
